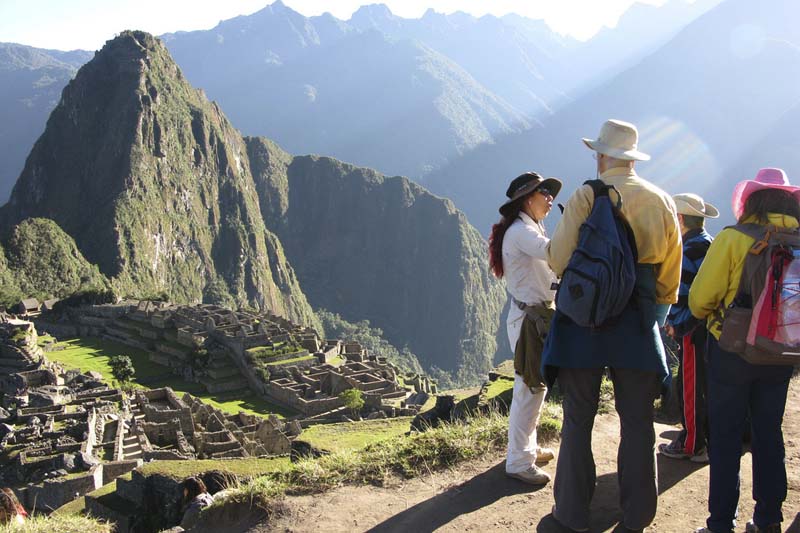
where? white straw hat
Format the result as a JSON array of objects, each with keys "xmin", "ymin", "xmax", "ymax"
[{"xmin": 582, "ymin": 119, "xmax": 650, "ymax": 161}]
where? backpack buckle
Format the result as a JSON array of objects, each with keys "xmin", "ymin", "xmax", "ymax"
[
  {"xmin": 751, "ymin": 239, "xmax": 769, "ymax": 254},
  {"xmin": 750, "ymin": 227, "xmax": 773, "ymax": 255}
]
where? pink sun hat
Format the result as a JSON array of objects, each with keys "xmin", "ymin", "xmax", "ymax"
[{"xmin": 731, "ymin": 168, "xmax": 800, "ymax": 219}]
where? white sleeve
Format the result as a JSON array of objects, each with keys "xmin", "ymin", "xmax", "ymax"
[{"xmin": 513, "ymin": 224, "xmax": 549, "ymax": 260}]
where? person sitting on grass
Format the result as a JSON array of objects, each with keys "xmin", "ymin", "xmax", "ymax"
[{"xmin": 180, "ymin": 476, "xmax": 214, "ymax": 530}]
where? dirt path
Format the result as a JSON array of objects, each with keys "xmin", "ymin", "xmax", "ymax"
[{"xmin": 255, "ymin": 382, "xmax": 800, "ymax": 533}]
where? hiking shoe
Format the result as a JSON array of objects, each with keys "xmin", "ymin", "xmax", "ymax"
[
  {"xmin": 536, "ymin": 447, "xmax": 555, "ymax": 464},
  {"xmin": 745, "ymin": 521, "xmax": 781, "ymax": 533},
  {"xmin": 658, "ymin": 439, "xmax": 689, "ymax": 459},
  {"xmin": 506, "ymin": 465, "xmax": 551, "ymax": 485},
  {"xmin": 689, "ymin": 447, "xmax": 709, "ymax": 463}
]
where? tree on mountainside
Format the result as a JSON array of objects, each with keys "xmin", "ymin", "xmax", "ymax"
[{"xmin": 109, "ymin": 354, "xmax": 135, "ymax": 390}]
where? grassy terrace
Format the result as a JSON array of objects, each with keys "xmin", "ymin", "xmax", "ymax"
[
  {"xmin": 299, "ymin": 417, "xmax": 413, "ymax": 453},
  {"xmin": 245, "ymin": 342, "xmax": 305, "ymax": 361},
  {"xmin": 137, "ymin": 456, "xmax": 292, "ymax": 480},
  {"xmin": 264, "ymin": 354, "xmax": 315, "ymax": 366},
  {"xmin": 41, "ymin": 336, "xmax": 297, "ymax": 419}
]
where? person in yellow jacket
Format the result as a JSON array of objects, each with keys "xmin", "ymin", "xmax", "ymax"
[{"xmin": 690, "ymin": 168, "xmax": 800, "ymax": 533}]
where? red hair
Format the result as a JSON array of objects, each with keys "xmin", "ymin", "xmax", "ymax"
[{"xmin": 489, "ymin": 216, "xmax": 514, "ymax": 278}]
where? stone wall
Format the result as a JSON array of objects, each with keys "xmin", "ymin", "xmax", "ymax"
[{"xmin": 25, "ymin": 464, "xmax": 103, "ymax": 511}]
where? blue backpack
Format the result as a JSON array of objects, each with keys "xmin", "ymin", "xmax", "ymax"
[{"xmin": 555, "ymin": 179, "xmax": 638, "ymax": 328}]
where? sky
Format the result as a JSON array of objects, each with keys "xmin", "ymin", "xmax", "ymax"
[{"xmin": 0, "ymin": 0, "xmax": 677, "ymax": 51}]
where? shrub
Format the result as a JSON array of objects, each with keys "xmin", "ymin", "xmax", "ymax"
[{"xmin": 339, "ymin": 388, "xmax": 364, "ymax": 418}]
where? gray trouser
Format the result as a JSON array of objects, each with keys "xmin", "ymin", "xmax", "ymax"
[{"xmin": 552, "ymin": 367, "xmax": 661, "ymax": 531}]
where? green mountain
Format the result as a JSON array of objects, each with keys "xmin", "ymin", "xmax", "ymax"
[
  {"xmin": 0, "ymin": 31, "xmax": 318, "ymax": 330},
  {"xmin": 247, "ymin": 137, "xmax": 506, "ymax": 384},
  {"xmin": 0, "ymin": 218, "xmax": 108, "ymax": 308}
]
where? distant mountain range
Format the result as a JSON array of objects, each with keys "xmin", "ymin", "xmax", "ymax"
[
  {"xmin": 424, "ymin": 0, "xmax": 800, "ymax": 235},
  {"xmin": 0, "ymin": 31, "xmax": 504, "ymax": 384},
  {"xmin": 0, "ymin": 43, "xmax": 92, "ymax": 203},
  {"xmin": 0, "ymin": 0, "xmax": 723, "ymax": 205}
]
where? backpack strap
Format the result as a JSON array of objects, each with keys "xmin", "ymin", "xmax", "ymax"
[
  {"xmin": 709, "ymin": 223, "xmax": 775, "ymax": 329},
  {"xmin": 583, "ymin": 179, "xmax": 638, "ymax": 263},
  {"xmin": 584, "ymin": 179, "xmax": 622, "ymax": 210},
  {"xmin": 725, "ymin": 223, "xmax": 773, "ymax": 256}
]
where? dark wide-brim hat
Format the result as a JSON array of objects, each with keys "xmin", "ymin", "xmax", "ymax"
[{"xmin": 499, "ymin": 172, "xmax": 563, "ymax": 217}]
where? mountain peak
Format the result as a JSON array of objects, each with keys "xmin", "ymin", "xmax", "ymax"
[
  {"xmin": 352, "ymin": 3, "xmax": 394, "ymax": 18},
  {"xmin": 350, "ymin": 4, "xmax": 397, "ymax": 29}
]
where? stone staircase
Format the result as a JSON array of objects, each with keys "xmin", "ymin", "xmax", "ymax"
[
  {"xmin": 199, "ymin": 352, "xmax": 249, "ymax": 395},
  {"xmin": 121, "ymin": 432, "xmax": 143, "ymax": 461}
]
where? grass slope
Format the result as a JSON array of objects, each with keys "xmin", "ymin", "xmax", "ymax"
[{"xmin": 299, "ymin": 417, "xmax": 413, "ymax": 453}]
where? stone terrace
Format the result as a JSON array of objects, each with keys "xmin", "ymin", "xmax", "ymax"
[{"xmin": 33, "ymin": 301, "xmax": 436, "ymax": 421}]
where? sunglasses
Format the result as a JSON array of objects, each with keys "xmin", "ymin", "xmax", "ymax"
[{"xmin": 536, "ymin": 186, "xmax": 554, "ymax": 198}]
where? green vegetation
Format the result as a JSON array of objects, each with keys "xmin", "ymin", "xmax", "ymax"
[
  {"xmin": 0, "ymin": 218, "xmax": 109, "ymax": 309},
  {"xmin": 45, "ymin": 337, "xmax": 296, "ymax": 418},
  {"xmin": 0, "ymin": 515, "xmax": 111, "ymax": 533},
  {"xmin": 317, "ymin": 309, "xmax": 423, "ymax": 374},
  {"xmin": 299, "ymin": 417, "xmax": 413, "ymax": 453},
  {"xmin": 108, "ymin": 354, "xmax": 135, "ymax": 388},
  {"xmin": 483, "ymin": 376, "xmax": 514, "ymax": 402},
  {"xmin": 263, "ymin": 354, "xmax": 314, "ymax": 367},
  {"xmin": 338, "ymin": 388, "xmax": 364, "ymax": 418},
  {"xmin": 245, "ymin": 342, "xmax": 309, "ymax": 378},
  {"xmin": 246, "ymin": 342, "xmax": 304, "ymax": 361},
  {"xmin": 138, "ymin": 457, "xmax": 292, "ymax": 480},
  {"xmin": 230, "ymin": 410, "xmax": 514, "ymax": 507},
  {"xmin": 43, "ymin": 337, "xmax": 163, "ymax": 382}
]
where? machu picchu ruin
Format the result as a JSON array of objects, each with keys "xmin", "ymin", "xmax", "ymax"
[{"xmin": 0, "ymin": 299, "xmax": 438, "ymax": 519}]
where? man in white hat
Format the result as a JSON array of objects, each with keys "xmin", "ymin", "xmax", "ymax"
[
  {"xmin": 660, "ymin": 193, "xmax": 718, "ymax": 464},
  {"xmin": 543, "ymin": 119, "xmax": 682, "ymax": 532}
]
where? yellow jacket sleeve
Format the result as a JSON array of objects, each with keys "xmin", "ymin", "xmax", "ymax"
[
  {"xmin": 656, "ymin": 210, "xmax": 682, "ymax": 304},
  {"xmin": 546, "ymin": 185, "xmax": 593, "ymax": 276},
  {"xmin": 688, "ymin": 228, "xmax": 740, "ymax": 320}
]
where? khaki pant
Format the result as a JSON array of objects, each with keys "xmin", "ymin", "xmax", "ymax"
[
  {"xmin": 552, "ymin": 367, "xmax": 661, "ymax": 531},
  {"xmin": 505, "ymin": 374, "xmax": 547, "ymax": 474}
]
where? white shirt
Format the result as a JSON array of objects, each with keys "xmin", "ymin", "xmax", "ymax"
[{"xmin": 502, "ymin": 212, "xmax": 558, "ymax": 349}]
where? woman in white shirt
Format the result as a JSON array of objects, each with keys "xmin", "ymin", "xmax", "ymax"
[{"xmin": 489, "ymin": 171, "xmax": 562, "ymax": 485}]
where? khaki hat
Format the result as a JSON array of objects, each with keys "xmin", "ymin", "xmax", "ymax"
[
  {"xmin": 673, "ymin": 193, "xmax": 719, "ymax": 218},
  {"xmin": 582, "ymin": 119, "xmax": 650, "ymax": 161}
]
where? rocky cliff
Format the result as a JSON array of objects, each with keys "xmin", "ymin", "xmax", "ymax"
[
  {"xmin": 0, "ymin": 31, "xmax": 317, "ymax": 329},
  {"xmin": 247, "ymin": 137, "xmax": 506, "ymax": 384}
]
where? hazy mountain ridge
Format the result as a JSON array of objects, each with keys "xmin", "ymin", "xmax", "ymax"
[
  {"xmin": 204, "ymin": 29, "xmax": 529, "ymax": 178},
  {"xmin": 163, "ymin": 10, "xmax": 530, "ymax": 179},
  {"xmin": 0, "ymin": 43, "xmax": 93, "ymax": 203},
  {"xmin": 0, "ymin": 0, "xmax": 725, "ymax": 203},
  {"xmin": 425, "ymin": 0, "xmax": 800, "ymax": 234}
]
